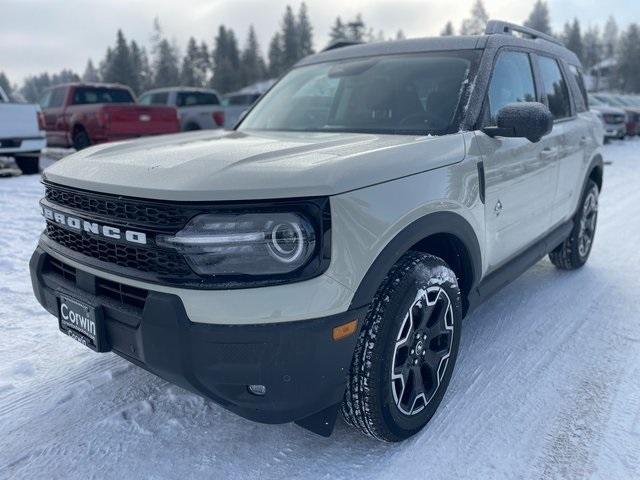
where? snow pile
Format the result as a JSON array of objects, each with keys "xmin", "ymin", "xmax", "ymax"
[{"xmin": 1, "ymin": 139, "xmax": 640, "ymax": 479}]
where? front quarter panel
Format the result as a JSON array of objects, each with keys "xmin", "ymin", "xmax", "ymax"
[{"xmin": 326, "ymin": 132, "xmax": 485, "ymax": 301}]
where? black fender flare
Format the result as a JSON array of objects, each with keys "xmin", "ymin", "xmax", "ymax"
[
  {"xmin": 348, "ymin": 211, "xmax": 482, "ymax": 310},
  {"xmin": 584, "ymin": 152, "xmax": 604, "ymax": 193}
]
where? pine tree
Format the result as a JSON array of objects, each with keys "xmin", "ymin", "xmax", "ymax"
[
  {"xmin": 617, "ymin": 23, "xmax": 640, "ymax": 92},
  {"xmin": 129, "ymin": 41, "xmax": 148, "ymax": 93},
  {"xmin": 602, "ymin": 16, "xmax": 618, "ymax": 58},
  {"xmin": 153, "ymin": 39, "xmax": 180, "ymax": 88},
  {"xmin": 211, "ymin": 26, "xmax": 241, "ymax": 93},
  {"xmin": 582, "ymin": 26, "xmax": 602, "ymax": 70},
  {"xmin": 240, "ymin": 25, "xmax": 267, "ymax": 87},
  {"xmin": 460, "ymin": 0, "xmax": 489, "ymax": 36},
  {"xmin": 197, "ymin": 41, "xmax": 211, "ymax": 85},
  {"xmin": 347, "ymin": 14, "xmax": 366, "ymax": 42},
  {"xmin": 329, "ymin": 17, "xmax": 347, "ymax": 43},
  {"xmin": 524, "ymin": 0, "xmax": 551, "ymax": 35},
  {"xmin": 102, "ymin": 30, "xmax": 134, "ymax": 87},
  {"xmin": 181, "ymin": 37, "xmax": 201, "ymax": 87},
  {"xmin": 297, "ymin": 3, "xmax": 314, "ymax": 58},
  {"xmin": 440, "ymin": 21, "xmax": 455, "ymax": 36},
  {"xmin": 21, "ymin": 70, "xmax": 80, "ymax": 103},
  {"xmin": 281, "ymin": 6, "xmax": 299, "ymax": 70},
  {"xmin": 82, "ymin": 60, "xmax": 100, "ymax": 82},
  {"xmin": 0, "ymin": 72, "xmax": 12, "ymax": 97},
  {"xmin": 563, "ymin": 19, "xmax": 584, "ymax": 62},
  {"xmin": 268, "ymin": 32, "xmax": 284, "ymax": 78}
]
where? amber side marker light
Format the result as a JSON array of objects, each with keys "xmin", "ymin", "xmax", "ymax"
[{"xmin": 332, "ymin": 320, "xmax": 358, "ymax": 341}]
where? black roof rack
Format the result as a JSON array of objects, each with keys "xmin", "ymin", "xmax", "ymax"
[
  {"xmin": 322, "ymin": 40, "xmax": 363, "ymax": 52},
  {"xmin": 485, "ymin": 20, "xmax": 563, "ymax": 46}
]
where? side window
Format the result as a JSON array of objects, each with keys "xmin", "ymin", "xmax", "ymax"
[
  {"xmin": 568, "ymin": 64, "xmax": 588, "ymax": 112},
  {"xmin": 151, "ymin": 92, "xmax": 169, "ymax": 105},
  {"xmin": 138, "ymin": 93, "xmax": 152, "ymax": 105},
  {"xmin": 49, "ymin": 87, "xmax": 66, "ymax": 108},
  {"xmin": 487, "ymin": 51, "xmax": 536, "ymax": 123},
  {"xmin": 537, "ymin": 56, "xmax": 572, "ymax": 119},
  {"xmin": 39, "ymin": 90, "xmax": 52, "ymax": 109}
]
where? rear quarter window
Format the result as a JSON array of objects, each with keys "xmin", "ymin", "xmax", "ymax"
[{"xmin": 568, "ymin": 65, "xmax": 588, "ymax": 112}]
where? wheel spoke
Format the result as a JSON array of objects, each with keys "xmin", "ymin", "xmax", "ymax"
[{"xmin": 390, "ymin": 285, "xmax": 455, "ymax": 416}]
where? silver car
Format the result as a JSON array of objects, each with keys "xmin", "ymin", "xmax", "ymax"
[
  {"xmin": 31, "ymin": 20, "xmax": 603, "ymax": 442},
  {"xmin": 139, "ymin": 87, "xmax": 225, "ymax": 131}
]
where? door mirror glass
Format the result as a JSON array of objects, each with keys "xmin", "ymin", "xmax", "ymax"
[{"xmin": 483, "ymin": 102, "xmax": 553, "ymax": 143}]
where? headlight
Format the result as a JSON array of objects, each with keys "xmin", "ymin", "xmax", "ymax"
[{"xmin": 157, "ymin": 208, "xmax": 327, "ymax": 280}]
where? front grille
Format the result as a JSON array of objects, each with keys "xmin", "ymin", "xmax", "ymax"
[
  {"xmin": 44, "ymin": 183, "xmax": 195, "ymax": 229},
  {"xmin": 96, "ymin": 277, "xmax": 148, "ymax": 310},
  {"xmin": 43, "ymin": 255, "xmax": 148, "ymax": 310},
  {"xmin": 45, "ymin": 223, "xmax": 192, "ymax": 277},
  {"xmin": 44, "ymin": 255, "xmax": 77, "ymax": 283}
]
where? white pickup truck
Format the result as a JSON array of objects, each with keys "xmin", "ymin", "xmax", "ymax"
[{"xmin": 0, "ymin": 86, "xmax": 46, "ymax": 174}]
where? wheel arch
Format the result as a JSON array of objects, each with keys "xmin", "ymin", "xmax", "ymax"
[
  {"xmin": 588, "ymin": 153, "xmax": 603, "ymax": 192},
  {"xmin": 348, "ymin": 211, "xmax": 482, "ymax": 316}
]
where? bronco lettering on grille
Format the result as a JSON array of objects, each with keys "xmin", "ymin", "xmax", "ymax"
[{"xmin": 41, "ymin": 206, "xmax": 147, "ymax": 245}]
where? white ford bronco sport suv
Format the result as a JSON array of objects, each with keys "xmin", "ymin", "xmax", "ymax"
[{"xmin": 30, "ymin": 21, "xmax": 603, "ymax": 442}]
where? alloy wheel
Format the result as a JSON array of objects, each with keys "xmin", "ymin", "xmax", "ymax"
[{"xmin": 391, "ymin": 286, "xmax": 454, "ymax": 416}]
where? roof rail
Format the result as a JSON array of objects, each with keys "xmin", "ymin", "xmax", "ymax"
[
  {"xmin": 322, "ymin": 40, "xmax": 363, "ymax": 52},
  {"xmin": 485, "ymin": 20, "xmax": 563, "ymax": 46}
]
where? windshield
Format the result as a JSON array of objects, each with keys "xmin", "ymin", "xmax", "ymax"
[
  {"xmin": 73, "ymin": 87, "xmax": 134, "ymax": 105},
  {"xmin": 239, "ymin": 52, "xmax": 477, "ymax": 136}
]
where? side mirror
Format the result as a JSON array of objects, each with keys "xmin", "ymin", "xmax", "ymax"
[{"xmin": 483, "ymin": 102, "xmax": 553, "ymax": 143}]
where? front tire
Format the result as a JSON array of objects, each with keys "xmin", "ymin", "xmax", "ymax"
[
  {"xmin": 341, "ymin": 252, "xmax": 461, "ymax": 442},
  {"xmin": 14, "ymin": 155, "xmax": 40, "ymax": 175},
  {"xmin": 549, "ymin": 180, "xmax": 599, "ymax": 270}
]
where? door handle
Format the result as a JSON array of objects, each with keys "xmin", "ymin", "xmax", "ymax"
[
  {"xmin": 540, "ymin": 147, "xmax": 558, "ymax": 160},
  {"xmin": 579, "ymin": 136, "xmax": 588, "ymax": 146}
]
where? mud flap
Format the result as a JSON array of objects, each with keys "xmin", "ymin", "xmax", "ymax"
[{"xmin": 294, "ymin": 402, "xmax": 341, "ymax": 437}]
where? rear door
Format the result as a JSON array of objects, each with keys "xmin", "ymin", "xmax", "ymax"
[
  {"xmin": 534, "ymin": 55, "xmax": 585, "ymax": 226},
  {"xmin": 477, "ymin": 50, "xmax": 558, "ymax": 271}
]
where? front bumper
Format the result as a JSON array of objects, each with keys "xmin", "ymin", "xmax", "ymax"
[
  {"xmin": 603, "ymin": 124, "xmax": 626, "ymax": 138},
  {"xmin": 30, "ymin": 247, "xmax": 366, "ymax": 434}
]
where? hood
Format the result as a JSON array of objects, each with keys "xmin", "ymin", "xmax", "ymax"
[{"xmin": 44, "ymin": 129, "xmax": 465, "ymax": 201}]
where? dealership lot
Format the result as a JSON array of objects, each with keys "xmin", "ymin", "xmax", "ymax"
[{"xmin": 1, "ymin": 139, "xmax": 639, "ymax": 479}]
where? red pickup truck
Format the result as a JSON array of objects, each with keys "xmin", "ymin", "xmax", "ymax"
[{"xmin": 39, "ymin": 83, "xmax": 180, "ymax": 149}]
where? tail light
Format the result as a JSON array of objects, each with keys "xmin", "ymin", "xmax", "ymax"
[
  {"xmin": 213, "ymin": 111, "xmax": 225, "ymax": 127},
  {"xmin": 37, "ymin": 111, "xmax": 45, "ymax": 130}
]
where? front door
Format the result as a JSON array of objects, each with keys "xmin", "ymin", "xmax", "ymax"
[{"xmin": 478, "ymin": 50, "xmax": 559, "ymax": 272}]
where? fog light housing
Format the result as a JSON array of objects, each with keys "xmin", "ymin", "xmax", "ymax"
[{"xmin": 248, "ymin": 384, "xmax": 267, "ymax": 396}]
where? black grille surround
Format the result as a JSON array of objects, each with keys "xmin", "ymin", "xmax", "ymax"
[{"xmin": 40, "ymin": 181, "xmax": 332, "ymax": 289}]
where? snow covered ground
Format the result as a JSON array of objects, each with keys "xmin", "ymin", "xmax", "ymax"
[{"xmin": 1, "ymin": 139, "xmax": 639, "ymax": 480}]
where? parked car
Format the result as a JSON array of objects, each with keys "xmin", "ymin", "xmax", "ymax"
[
  {"xmin": 222, "ymin": 80, "xmax": 275, "ymax": 128},
  {"xmin": 222, "ymin": 92, "xmax": 262, "ymax": 128},
  {"xmin": 31, "ymin": 21, "xmax": 603, "ymax": 442},
  {"xmin": 588, "ymin": 95, "xmax": 626, "ymax": 141},
  {"xmin": 39, "ymin": 83, "xmax": 180, "ymax": 150},
  {"xmin": 138, "ymin": 87, "xmax": 225, "ymax": 131},
  {"xmin": 0, "ymin": 86, "xmax": 46, "ymax": 174},
  {"xmin": 592, "ymin": 93, "xmax": 640, "ymax": 136}
]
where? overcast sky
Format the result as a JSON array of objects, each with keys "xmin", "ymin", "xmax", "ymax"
[{"xmin": 1, "ymin": 0, "xmax": 637, "ymax": 85}]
